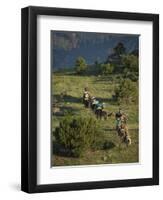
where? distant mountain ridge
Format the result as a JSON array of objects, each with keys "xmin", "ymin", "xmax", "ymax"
[{"xmin": 52, "ymin": 31, "xmax": 139, "ymax": 69}]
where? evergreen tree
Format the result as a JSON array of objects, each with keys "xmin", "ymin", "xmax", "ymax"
[{"xmin": 75, "ymin": 56, "xmax": 87, "ymax": 75}]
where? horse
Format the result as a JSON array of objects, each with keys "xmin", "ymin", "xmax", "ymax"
[
  {"xmin": 95, "ymin": 109, "xmax": 113, "ymax": 120},
  {"xmin": 83, "ymin": 97, "xmax": 91, "ymax": 108},
  {"xmin": 117, "ymin": 123, "xmax": 131, "ymax": 146}
]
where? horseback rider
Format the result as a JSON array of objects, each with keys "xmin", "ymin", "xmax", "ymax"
[
  {"xmin": 83, "ymin": 87, "xmax": 91, "ymax": 108},
  {"xmin": 115, "ymin": 108, "xmax": 127, "ymax": 131},
  {"xmin": 91, "ymin": 97, "xmax": 99, "ymax": 111},
  {"xmin": 96, "ymin": 102, "xmax": 104, "ymax": 111},
  {"xmin": 115, "ymin": 108, "xmax": 131, "ymax": 145},
  {"xmin": 95, "ymin": 102, "xmax": 105, "ymax": 119}
]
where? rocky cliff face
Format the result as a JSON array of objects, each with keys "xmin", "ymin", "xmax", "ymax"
[{"xmin": 51, "ymin": 31, "xmax": 139, "ymax": 69}]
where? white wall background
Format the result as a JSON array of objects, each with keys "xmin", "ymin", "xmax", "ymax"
[{"xmin": 0, "ymin": 0, "xmax": 162, "ymax": 199}]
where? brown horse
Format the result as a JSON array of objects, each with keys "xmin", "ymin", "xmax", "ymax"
[
  {"xmin": 117, "ymin": 123, "xmax": 131, "ymax": 146},
  {"xmin": 95, "ymin": 110, "xmax": 113, "ymax": 120}
]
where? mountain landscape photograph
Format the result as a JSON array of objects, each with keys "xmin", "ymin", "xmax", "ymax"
[{"xmin": 51, "ymin": 30, "xmax": 139, "ymax": 166}]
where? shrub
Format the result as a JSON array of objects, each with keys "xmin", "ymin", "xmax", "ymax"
[
  {"xmin": 122, "ymin": 55, "xmax": 138, "ymax": 73},
  {"xmin": 114, "ymin": 79, "xmax": 138, "ymax": 104},
  {"xmin": 75, "ymin": 56, "xmax": 87, "ymax": 75},
  {"xmin": 91, "ymin": 139, "xmax": 115, "ymax": 151},
  {"xmin": 103, "ymin": 141, "xmax": 116, "ymax": 150},
  {"xmin": 100, "ymin": 63, "xmax": 114, "ymax": 75},
  {"xmin": 54, "ymin": 116, "xmax": 100, "ymax": 157},
  {"xmin": 91, "ymin": 135, "xmax": 104, "ymax": 150},
  {"xmin": 123, "ymin": 71, "xmax": 139, "ymax": 82}
]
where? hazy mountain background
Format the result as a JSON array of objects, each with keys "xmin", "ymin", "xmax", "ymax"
[{"xmin": 51, "ymin": 31, "xmax": 139, "ymax": 70}]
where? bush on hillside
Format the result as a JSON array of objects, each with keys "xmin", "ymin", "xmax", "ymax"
[
  {"xmin": 54, "ymin": 116, "xmax": 100, "ymax": 157},
  {"xmin": 114, "ymin": 79, "xmax": 138, "ymax": 104},
  {"xmin": 100, "ymin": 63, "xmax": 114, "ymax": 75}
]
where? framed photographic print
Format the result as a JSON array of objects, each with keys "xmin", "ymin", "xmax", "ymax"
[{"xmin": 21, "ymin": 6, "xmax": 159, "ymax": 193}]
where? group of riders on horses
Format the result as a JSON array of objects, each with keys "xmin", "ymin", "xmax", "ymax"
[
  {"xmin": 83, "ymin": 87, "xmax": 106, "ymax": 117},
  {"xmin": 83, "ymin": 87, "xmax": 131, "ymax": 145}
]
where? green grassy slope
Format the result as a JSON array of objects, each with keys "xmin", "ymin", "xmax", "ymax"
[{"xmin": 52, "ymin": 72, "xmax": 139, "ymax": 166}]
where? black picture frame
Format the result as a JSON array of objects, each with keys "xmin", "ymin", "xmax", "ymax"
[{"xmin": 21, "ymin": 6, "xmax": 159, "ymax": 193}]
